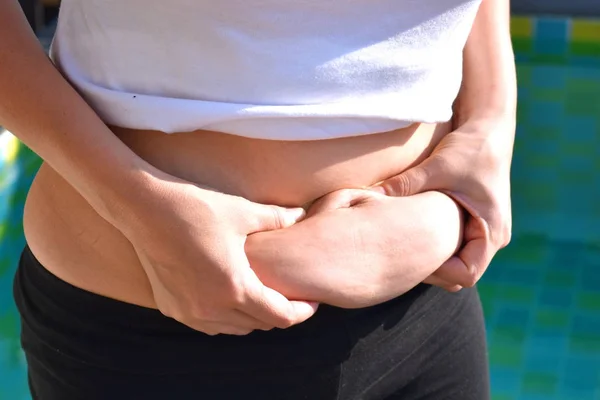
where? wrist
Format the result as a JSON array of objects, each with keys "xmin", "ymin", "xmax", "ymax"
[
  {"xmin": 452, "ymin": 102, "xmax": 516, "ymax": 130},
  {"xmin": 67, "ymin": 147, "xmax": 172, "ymax": 230}
]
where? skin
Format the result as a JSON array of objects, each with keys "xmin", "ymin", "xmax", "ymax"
[
  {"xmin": 379, "ymin": 0, "xmax": 517, "ymax": 289},
  {"xmin": 243, "ymin": 0, "xmax": 517, "ymax": 308},
  {"xmin": 1, "ymin": 0, "xmax": 314, "ymax": 334},
  {"xmin": 0, "ymin": 0, "xmax": 515, "ymax": 336},
  {"xmin": 247, "ymin": 190, "xmax": 463, "ymax": 309}
]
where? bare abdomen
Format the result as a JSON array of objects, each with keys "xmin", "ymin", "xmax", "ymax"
[{"xmin": 23, "ymin": 122, "xmax": 451, "ymax": 308}]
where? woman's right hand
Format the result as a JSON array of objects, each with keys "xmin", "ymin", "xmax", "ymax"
[{"xmin": 112, "ymin": 175, "xmax": 318, "ymax": 336}]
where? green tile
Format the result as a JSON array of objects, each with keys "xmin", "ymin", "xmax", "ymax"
[
  {"xmin": 513, "ymin": 38, "xmax": 534, "ymax": 54},
  {"xmin": 481, "ymin": 301, "xmax": 495, "ymax": 317},
  {"xmin": 9, "ymin": 189, "xmax": 28, "ymax": 208},
  {"xmin": 523, "ymin": 126, "xmax": 562, "ymax": 141},
  {"xmin": 497, "ymin": 286, "xmax": 536, "ymax": 303},
  {"xmin": 0, "ymin": 256, "xmax": 12, "ymax": 276},
  {"xmin": 531, "ymin": 54, "xmax": 569, "ymax": 65},
  {"xmin": 566, "ymin": 77, "xmax": 600, "ymax": 93},
  {"xmin": 516, "ymin": 65, "xmax": 533, "ymax": 85},
  {"xmin": 565, "ymin": 98, "xmax": 600, "ymax": 116},
  {"xmin": 577, "ymin": 292, "xmax": 600, "ymax": 311},
  {"xmin": 507, "ymin": 243, "xmax": 547, "ymax": 264},
  {"xmin": 569, "ymin": 333, "xmax": 600, "ymax": 353},
  {"xmin": 544, "ymin": 270, "xmax": 577, "ymax": 288},
  {"xmin": 24, "ymin": 158, "xmax": 42, "ymax": 176},
  {"xmin": 569, "ymin": 41, "xmax": 600, "ymax": 57},
  {"xmin": 521, "ymin": 372, "xmax": 559, "ymax": 395},
  {"xmin": 535, "ymin": 310, "xmax": 570, "ymax": 328},
  {"xmin": 557, "ymin": 171, "xmax": 596, "ymax": 186},
  {"xmin": 6, "ymin": 224, "xmax": 23, "ymax": 241},
  {"xmin": 0, "ymin": 223, "xmax": 6, "ymax": 242},
  {"xmin": 491, "ymin": 395, "xmax": 515, "ymax": 400},
  {"xmin": 478, "ymin": 282, "xmax": 497, "ymax": 296},
  {"xmin": 562, "ymin": 142, "xmax": 599, "ymax": 157},
  {"xmin": 489, "ymin": 344, "xmax": 524, "ymax": 368},
  {"xmin": 517, "ymin": 234, "xmax": 552, "ymax": 246},
  {"xmin": 492, "ymin": 326, "xmax": 527, "ymax": 345},
  {"xmin": 525, "ymin": 154, "xmax": 560, "ymax": 169},
  {"xmin": 532, "ymin": 88, "xmax": 566, "ymax": 102},
  {"xmin": 0, "ymin": 312, "xmax": 19, "ymax": 341}
]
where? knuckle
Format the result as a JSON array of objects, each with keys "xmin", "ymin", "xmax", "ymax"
[
  {"xmin": 462, "ymin": 268, "xmax": 480, "ymax": 288},
  {"xmin": 218, "ymin": 275, "xmax": 246, "ymax": 306},
  {"xmin": 274, "ymin": 315, "xmax": 296, "ymax": 329},
  {"xmin": 268, "ymin": 206, "xmax": 285, "ymax": 230},
  {"xmin": 385, "ymin": 174, "xmax": 411, "ymax": 196},
  {"xmin": 186, "ymin": 307, "xmax": 210, "ymax": 324},
  {"xmin": 429, "ymin": 153, "xmax": 454, "ymax": 176},
  {"xmin": 226, "ymin": 284, "xmax": 247, "ymax": 308}
]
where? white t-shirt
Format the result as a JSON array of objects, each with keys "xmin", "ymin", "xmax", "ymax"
[{"xmin": 50, "ymin": 0, "xmax": 482, "ymax": 140}]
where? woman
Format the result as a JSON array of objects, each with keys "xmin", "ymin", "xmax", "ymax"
[{"xmin": 1, "ymin": 0, "xmax": 516, "ymax": 398}]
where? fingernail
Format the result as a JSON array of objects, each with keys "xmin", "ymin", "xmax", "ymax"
[
  {"xmin": 368, "ymin": 185, "xmax": 386, "ymax": 195},
  {"xmin": 285, "ymin": 207, "xmax": 307, "ymax": 223}
]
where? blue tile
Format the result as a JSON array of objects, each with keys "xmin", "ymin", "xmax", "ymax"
[
  {"xmin": 539, "ymin": 288, "xmax": 574, "ymax": 309},
  {"xmin": 536, "ymin": 18, "xmax": 569, "ymax": 42},
  {"xmin": 527, "ymin": 334, "xmax": 568, "ymax": 353},
  {"xmin": 569, "ymin": 56, "xmax": 600, "ymax": 69},
  {"xmin": 490, "ymin": 367, "xmax": 522, "ymax": 393},
  {"xmin": 524, "ymin": 353, "xmax": 563, "ymax": 374},
  {"xmin": 497, "ymin": 307, "xmax": 531, "ymax": 328},
  {"xmin": 529, "ymin": 139, "xmax": 560, "ymax": 156},
  {"xmin": 528, "ymin": 102, "xmax": 564, "ymax": 127},
  {"xmin": 563, "ymin": 367, "xmax": 600, "ymax": 392},
  {"xmin": 501, "ymin": 268, "xmax": 541, "ymax": 286},
  {"xmin": 519, "ymin": 394, "xmax": 557, "ymax": 400},
  {"xmin": 571, "ymin": 314, "xmax": 600, "ymax": 335},
  {"xmin": 580, "ymin": 275, "xmax": 600, "ymax": 292},
  {"xmin": 515, "ymin": 53, "xmax": 532, "ymax": 63},
  {"xmin": 567, "ymin": 66, "xmax": 600, "ymax": 80},
  {"xmin": 562, "ymin": 117, "xmax": 597, "ymax": 142},
  {"xmin": 534, "ymin": 39, "xmax": 569, "ymax": 57},
  {"xmin": 531, "ymin": 66, "xmax": 567, "ymax": 88}
]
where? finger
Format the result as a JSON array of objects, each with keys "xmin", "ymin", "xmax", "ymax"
[
  {"xmin": 189, "ymin": 321, "xmax": 256, "ymax": 336},
  {"xmin": 434, "ymin": 238, "xmax": 492, "ymax": 288},
  {"xmin": 167, "ymin": 306, "xmax": 274, "ymax": 333},
  {"xmin": 243, "ymin": 202, "xmax": 306, "ymax": 234},
  {"xmin": 214, "ymin": 309, "xmax": 275, "ymax": 331},
  {"xmin": 423, "ymin": 275, "xmax": 463, "ymax": 292},
  {"xmin": 369, "ymin": 156, "xmax": 442, "ymax": 197},
  {"xmin": 239, "ymin": 269, "xmax": 318, "ymax": 329}
]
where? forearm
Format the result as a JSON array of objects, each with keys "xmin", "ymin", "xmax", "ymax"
[
  {"xmin": 453, "ymin": 0, "xmax": 516, "ymax": 126},
  {"xmin": 247, "ymin": 191, "xmax": 463, "ymax": 308},
  {"xmin": 0, "ymin": 0, "xmax": 161, "ymax": 225}
]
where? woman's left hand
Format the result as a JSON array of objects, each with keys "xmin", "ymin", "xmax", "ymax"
[{"xmin": 372, "ymin": 116, "xmax": 515, "ymax": 291}]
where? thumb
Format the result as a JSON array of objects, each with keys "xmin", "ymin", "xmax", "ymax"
[
  {"xmin": 370, "ymin": 157, "xmax": 439, "ymax": 197},
  {"xmin": 245, "ymin": 202, "xmax": 307, "ymax": 233},
  {"xmin": 433, "ymin": 238, "xmax": 491, "ymax": 288}
]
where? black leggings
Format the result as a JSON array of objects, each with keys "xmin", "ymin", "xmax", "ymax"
[{"xmin": 13, "ymin": 245, "xmax": 490, "ymax": 400}]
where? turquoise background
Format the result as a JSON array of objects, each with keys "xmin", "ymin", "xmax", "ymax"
[{"xmin": 1, "ymin": 15, "xmax": 599, "ymax": 400}]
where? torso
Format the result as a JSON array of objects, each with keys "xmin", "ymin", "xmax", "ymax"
[{"xmin": 23, "ymin": 122, "xmax": 451, "ymax": 308}]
